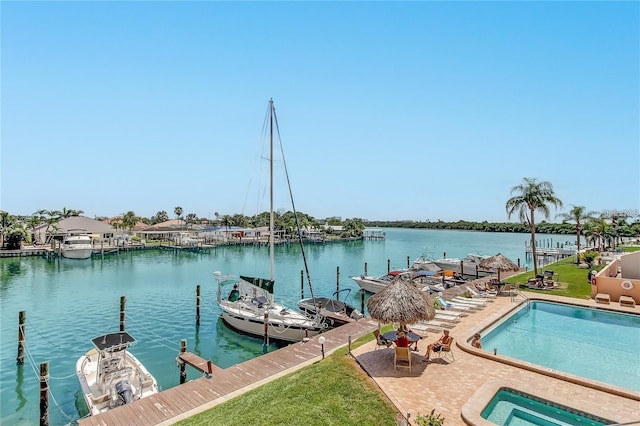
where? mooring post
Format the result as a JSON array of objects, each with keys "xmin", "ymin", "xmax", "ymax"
[
  {"xmin": 196, "ymin": 285, "xmax": 201, "ymax": 326},
  {"xmin": 119, "ymin": 296, "xmax": 126, "ymax": 332},
  {"xmin": 179, "ymin": 339, "xmax": 187, "ymax": 384},
  {"xmin": 348, "ymin": 335, "xmax": 352, "ymax": 354},
  {"xmin": 360, "ymin": 289, "xmax": 365, "ymax": 314},
  {"xmin": 263, "ymin": 312, "xmax": 269, "ymax": 351},
  {"xmin": 364, "ymin": 262, "xmax": 368, "ymax": 276},
  {"xmin": 387, "ymin": 259, "xmax": 390, "ymax": 274},
  {"xmin": 39, "ymin": 362, "xmax": 49, "ymax": 426},
  {"xmin": 460, "ymin": 260, "xmax": 464, "ymax": 276},
  {"xmin": 336, "ymin": 266, "xmax": 340, "ymax": 295},
  {"xmin": 17, "ymin": 311, "xmax": 25, "ymax": 365},
  {"xmin": 407, "ymin": 256, "xmax": 410, "ymax": 269},
  {"xmin": 300, "ymin": 270, "xmax": 304, "ymax": 299},
  {"xmin": 475, "ymin": 265, "xmax": 479, "ymax": 279}
]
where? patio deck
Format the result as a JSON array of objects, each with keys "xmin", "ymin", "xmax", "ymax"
[{"xmin": 352, "ymin": 292, "xmax": 640, "ymax": 425}]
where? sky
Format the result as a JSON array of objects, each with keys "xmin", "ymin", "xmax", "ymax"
[{"xmin": 1, "ymin": 1, "xmax": 638, "ymax": 223}]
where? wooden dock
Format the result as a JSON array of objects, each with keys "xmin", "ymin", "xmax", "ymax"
[{"xmin": 78, "ymin": 318, "xmax": 379, "ymax": 426}]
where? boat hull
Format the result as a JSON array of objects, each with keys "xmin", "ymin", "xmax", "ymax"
[
  {"xmin": 220, "ymin": 310, "xmax": 323, "ymax": 343},
  {"xmin": 62, "ymin": 247, "xmax": 93, "ymax": 259}
]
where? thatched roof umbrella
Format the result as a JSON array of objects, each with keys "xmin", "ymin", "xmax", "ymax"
[
  {"xmin": 479, "ymin": 253, "xmax": 520, "ymax": 282},
  {"xmin": 367, "ymin": 276, "xmax": 436, "ymax": 330}
]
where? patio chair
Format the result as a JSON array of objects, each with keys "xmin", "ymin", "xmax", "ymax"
[
  {"xmin": 394, "ymin": 346, "xmax": 412, "ymax": 371},
  {"xmin": 436, "ymin": 296, "xmax": 475, "ymax": 312},
  {"xmin": 619, "ymin": 295, "xmax": 635, "ymax": 308},
  {"xmin": 595, "ymin": 293, "xmax": 610, "ymax": 304},
  {"xmin": 500, "ymin": 284, "xmax": 517, "ymax": 297},
  {"xmin": 436, "ymin": 338, "xmax": 455, "ymax": 363},
  {"xmin": 373, "ymin": 329, "xmax": 392, "ymax": 350}
]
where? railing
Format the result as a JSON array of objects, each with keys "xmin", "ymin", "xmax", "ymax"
[{"xmin": 511, "ymin": 287, "xmax": 530, "ymax": 309}]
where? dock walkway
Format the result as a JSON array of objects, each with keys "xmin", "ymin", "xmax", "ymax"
[{"xmin": 78, "ymin": 318, "xmax": 379, "ymax": 426}]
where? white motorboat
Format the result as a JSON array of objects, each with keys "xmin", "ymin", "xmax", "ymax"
[
  {"xmin": 433, "ymin": 254, "xmax": 492, "ymax": 277},
  {"xmin": 62, "ymin": 229, "xmax": 93, "ymax": 259},
  {"xmin": 351, "ymin": 270, "xmax": 409, "ymax": 294},
  {"xmin": 215, "ymin": 100, "xmax": 324, "ymax": 344},
  {"xmin": 75, "ymin": 331, "xmax": 158, "ymax": 416}
]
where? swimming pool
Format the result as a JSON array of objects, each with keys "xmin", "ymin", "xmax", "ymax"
[
  {"xmin": 481, "ymin": 388, "xmax": 613, "ymax": 425},
  {"xmin": 481, "ymin": 301, "xmax": 640, "ymax": 391}
]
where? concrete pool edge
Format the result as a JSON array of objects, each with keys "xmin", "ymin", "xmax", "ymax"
[
  {"xmin": 457, "ymin": 295, "xmax": 640, "ymax": 402},
  {"xmin": 460, "ymin": 378, "xmax": 625, "ymax": 425}
]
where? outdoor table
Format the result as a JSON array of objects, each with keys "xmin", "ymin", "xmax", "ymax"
[{"xmin": 382, "ymin": 330, "xmax": 422, "ymax": 350}]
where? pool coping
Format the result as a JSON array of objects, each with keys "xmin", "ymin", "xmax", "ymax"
[
  {"xmin": 457, "ymin": 296, "xmax": 640, "ymax": 402},
  {"xmin": 461, "ymin": 377, "xmax": 619, "ymax": 425}
]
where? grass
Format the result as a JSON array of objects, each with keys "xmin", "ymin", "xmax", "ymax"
[
  {"xmin": 176, "ymin": 327, "xmax": 398, "ymax": 426},
  {"xmin": 503, "ymin": 255, "xmax": 595, "ymax": 299}
]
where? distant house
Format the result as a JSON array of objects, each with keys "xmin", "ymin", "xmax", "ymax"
[
  {"xmin": 33, "ymin": 216, "xmax": 115, "ymax": 244},
  {"xmin": 135, "ymin": 219, "xmax": 205, "ymax": 241}
]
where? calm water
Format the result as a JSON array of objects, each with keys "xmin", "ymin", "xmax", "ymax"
[
  {"xmin": 482, "ymin": 301, "xmax": 640, "ymax": 391},
  {"xmin": 0, "ymin": 228, "xmax": 560, "ymax": 425}
]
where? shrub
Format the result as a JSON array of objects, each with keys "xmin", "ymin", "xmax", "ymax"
[{"xmin": 415, "ymin": 409, "xmax": 445, "ymax": 426}]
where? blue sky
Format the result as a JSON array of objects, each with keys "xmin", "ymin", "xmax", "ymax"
[{"xmin": 2, "ymin": 1, "xmax": 638, "ymax": 222}]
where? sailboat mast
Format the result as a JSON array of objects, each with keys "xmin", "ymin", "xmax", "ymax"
[{"xmin": 269, "ymin": 99, "xmax": 275, "ymax": 283}]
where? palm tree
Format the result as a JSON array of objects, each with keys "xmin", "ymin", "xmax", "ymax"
[
  {"xmin": 122, "ymin": 211, "xmax": 138, "ymax": 234},
  {"xmin": 556, "ymin": 205, "xmax": 598, "ymax": 264},
  {"xmin": 174, "ymin": 206, "xmax": 183, "ymax": 228},
  {"xmin": 506, "ymin": 178, "xmax": 563, "ymax": 276}
]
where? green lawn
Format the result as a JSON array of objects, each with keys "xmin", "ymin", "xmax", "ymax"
[{"xmin": 176, "ymin": 329, "xmax": 399, "ymax": 426}]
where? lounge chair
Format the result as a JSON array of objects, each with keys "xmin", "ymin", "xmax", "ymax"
[
  {"xmin": 373, "ymin": 329, "xmax": 392, "ymax": 350},
  {"xmin": 595, "ymin": 293, "xmax": 610, "ymax": 304},
  {"xmin": 394, "ymin": 346, "xmax": 412, "ymax": 371},
  {"xmin": 619, "ymin": 295, "xmax": 636, "ymax": 308},
  {"xmin": 452, "ymin": 294, "xmax": 489, "ymax": 304},
  {"xmin": 465, "ymin": 286, "xmax": 497, "ymax": 299},
  {"xmin": 436, "ymin": 296, "xmax": 478, "ymax": 312},
  {"xmin": 435, "ymin": 337, "xmax": 455, "ymax": 363}
]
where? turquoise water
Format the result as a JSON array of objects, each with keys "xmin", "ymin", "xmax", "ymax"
[
  {"xmin": 482, "ymin": 301, "xmax": 640, "ymax": 391},
  {"xmin": 481, "ymin": 388, "xmax": 612, "ymax": 425},
  {"xmin": 0, "ymin": 228, "xmax": 559, "ymax": 425}
]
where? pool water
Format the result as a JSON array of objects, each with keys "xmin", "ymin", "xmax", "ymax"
[
  {"xmin": 481, "ymin": 388, "xmax": 613, "ymax": 425},
  {"xmin": 481, "ymin": 301, "xmax": 640, "ymax": 391}
]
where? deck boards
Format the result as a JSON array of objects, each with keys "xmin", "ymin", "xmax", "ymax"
[{"xmin": 78, "ymin": 318, "xmax": 378, "ymax": 425}]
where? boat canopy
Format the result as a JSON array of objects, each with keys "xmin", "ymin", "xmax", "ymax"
[
  {"xmin": 91, "ymin": 331, "xmax": 136, "ymax": 352},
  {"xmin": 239, "ymin": 275, "xmax": 275, "ymax": 294}
]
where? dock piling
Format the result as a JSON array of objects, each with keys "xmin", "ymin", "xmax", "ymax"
[
  {"xmin": 336, "ymin": 266, "xmax": 340, "ymax": 295},
  {"xmin": 119, "ymin": 296, "xmax": 126, "ymax": 332},
  {"xmin": 179, "ymin": 340, "xmax": 187, "ymax": 384},
  {"xmin": 39, "ymin": 362, "xmax": 48, "ymax": 426},
  {"xmin": 196, "ymin": 285, "xmax": 201, "ymax": 326},
  {"xmin": 300, "ymin": 270, "xmax": 304, "ymax": 299},
  {"xmin": 17, "ymin": 311, "xmax": 25, "ymax": 365}
]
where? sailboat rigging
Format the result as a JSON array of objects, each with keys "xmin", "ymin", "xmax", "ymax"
[{"xmin": 216, "ymin": 99, "xmax": 324, "ymax": 344}]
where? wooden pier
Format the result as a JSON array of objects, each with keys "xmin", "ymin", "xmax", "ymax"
[{"xmin": 78, "ymin": 318, "xmax": 379, "ymax": 426}]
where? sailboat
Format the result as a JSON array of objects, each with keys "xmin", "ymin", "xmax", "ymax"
[{"xmin": 216, "ymin": 99, "xmax": 324, "ymax": 344}]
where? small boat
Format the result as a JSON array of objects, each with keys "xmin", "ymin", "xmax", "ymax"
[
  {"xmin": 298, "ymin": 289, "xmax": 364, "ymax": 328},
  {"xmin": 350, "ymin": 270, "xmax": 409, "ymax": 294},
  {"xmin": 62, "ymin": 229, "xmax": 93, "ymax": 259},
  {"xmin": 216, "ymin": 100, "xmax": 324, "ymax": 344},
  {"xmin": 75, "ymin": 331, "xmax": 158, "ymax": 416}
]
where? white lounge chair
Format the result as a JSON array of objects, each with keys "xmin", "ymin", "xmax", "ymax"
[
  {"xmin": 465, "ymin": 286, "xmax": 497, "ymax": 299},
  {"xmin": 436, "ymin": 296, "xmax": 477, "ymax": 312}
]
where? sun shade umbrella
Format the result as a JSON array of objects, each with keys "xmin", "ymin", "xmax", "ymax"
[
  {"xmin": 479, "ymin": 253, "xmax": 520, "ymax": 282},
  {"xmin": 367, "ymin": 276, "xmax": 435, "ymax": 330}
]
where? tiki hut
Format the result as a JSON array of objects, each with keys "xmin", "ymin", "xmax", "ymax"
[
  {"xmin": 479, "ymin": 253, "xmax": 520, "ymax": 282},
  {"xmin": 367, "ymin": 276, "xmax": 436, "ymax": 330}
]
